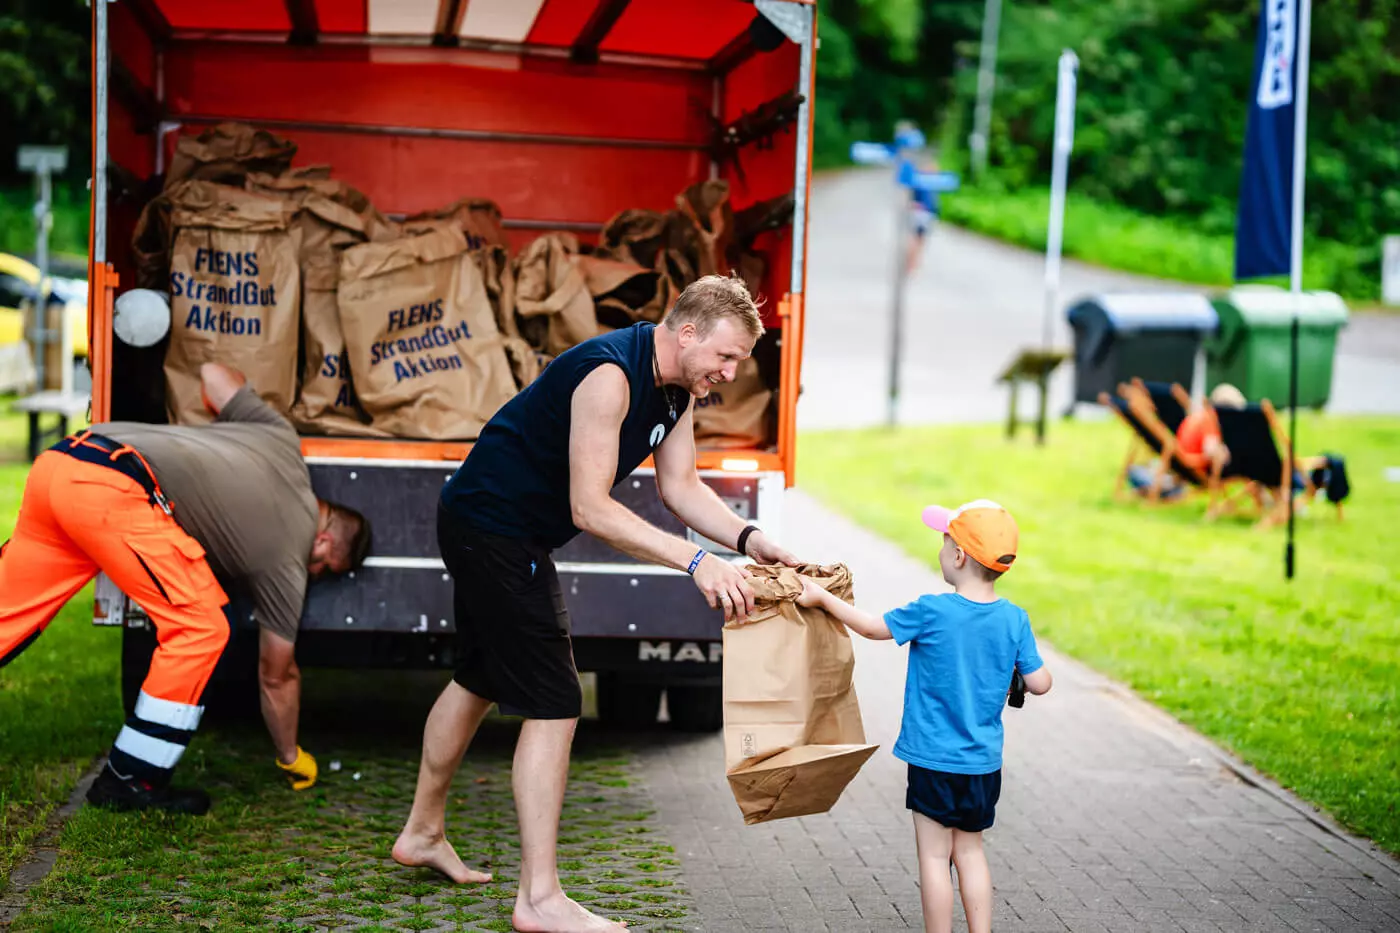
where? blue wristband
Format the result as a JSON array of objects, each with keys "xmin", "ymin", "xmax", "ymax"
[{"xmin": 687, "ymin": 548, "xmax": 707, "ymax": 575}]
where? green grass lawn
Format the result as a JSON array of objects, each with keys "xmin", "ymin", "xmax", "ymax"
[
  {"xmin": 799, "ymin": 414, "xmax": 1400, "ymax": 855},
  {"xmin": 0, "ymin": 401, "xmax": 118, "ymax": 893}
]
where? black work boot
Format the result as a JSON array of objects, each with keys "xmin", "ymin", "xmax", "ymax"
[{"xmin": 86, "ymin": 764, "xmax": 211, "ymax": 815}]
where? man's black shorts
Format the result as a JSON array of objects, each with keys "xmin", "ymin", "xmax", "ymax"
[
  {"xmin": 437, "ymin": 503, "xmax": 581, "ymax": 719},
  {"xmin": 906, "ymin": 764, "xmax": 1001, "ymax": 832}
]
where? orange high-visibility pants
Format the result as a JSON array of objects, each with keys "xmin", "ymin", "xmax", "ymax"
[{"xmin": 0, "ymin": 450, "xmax": 229, "ymax": 783}]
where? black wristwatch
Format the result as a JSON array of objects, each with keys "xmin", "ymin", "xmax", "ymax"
[{"xmin": 736, "ymin": 524, "xmax": 760, "ymax": 557}]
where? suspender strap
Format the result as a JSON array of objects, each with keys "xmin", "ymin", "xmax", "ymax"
[{"xmin": 52, "ymin": 432, "xmax": 174, "ymax": 516}]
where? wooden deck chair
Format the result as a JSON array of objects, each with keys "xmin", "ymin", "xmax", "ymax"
[
  {"xmin": 1098, "ymin": 380, "xmax": 1207, "ymax": 503},
  {"xmin": 1139, "ymin": 379, "xmax": 1190, "ymax": 435},
  {"xmin": 1208, "ymin": 401, "xmax": 1340, "ymax": 526}
]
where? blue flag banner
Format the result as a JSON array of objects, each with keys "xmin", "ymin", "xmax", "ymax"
[{"xmin": 1235, "ymin": 0, "xmax": 1300, "ymax": 280}]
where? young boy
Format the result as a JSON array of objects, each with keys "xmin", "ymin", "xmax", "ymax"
[{"xmin": 797, "ymin": 499, "xmax": 1051, "ymax": 933}]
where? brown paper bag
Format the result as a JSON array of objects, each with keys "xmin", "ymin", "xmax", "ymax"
[
  {"xmin": 163, "ymin": 181, "xmax": 300, "ymax": 424},
  {"xmin": 503, "ymin": 337, "xmax": 550, "ymax": 389},
  {"xmin": 723, "ymin": 563, "xmax": 878, "ymax": 824},
  {"xmin": 597, "ymin": 208, "xmax": 704, "ymax": 292},
  {"xmin": 165, "ymin": 123, "xmax": 297, "ymax": 190},
  {"xmin": 132, "ymin": 193, "xmax": 175, "ymax": 290},
  {"xmin": 574, "ymin": 255, "xmax": 672, "ymax": 330},
  {"xmin": 288, "ymin": 253, "xmax": 385, "ymax": 436},
  {"xmin": 694, "ymin": 356, "xmax": 773, "ymax": 449},
  {"xmin": 473, "ymin": 245, "xmax": 518, "ymax": 340},
  {"xmin": 598, "ymin": 209, "xmax": 668, "ymax": 268},
  {"xmin": 248, "ymin": 172, "xmax": 394, "ymax": 435},
  {"xmin": 676, "ymin": 179, "xmax": 733, "ymax": 279},
  {"xmin": 282, "ymin": 164, "xmax": 333, "ymax": 182},
  {"xmin": 404, "ymin": 198, "xmax": 508, "ymax": 251},
  {"xmin": 513, "ymin": 234, "xmax": 597, "ymax": 356},
  {"xmin": 246, "ymin": 172, "xmax": 400, "ymax": 258},
  {"xmin": 338, "ymin": 226, "xmax": 517, "ymax": 439}
]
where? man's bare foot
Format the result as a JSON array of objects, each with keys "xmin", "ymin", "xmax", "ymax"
[
  {"xmin": 513, "ymin": 890, "xmax": 627, "ymax": 932},
  {"xmin": 391, "ymin": 830, "xmax": 491, "ymax": 884}
]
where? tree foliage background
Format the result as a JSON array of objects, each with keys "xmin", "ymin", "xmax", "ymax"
[
  {"xmin": 2, "ymin": 0, "xmax": 1397, "ymax": 273},
  {"xmin": 0, "ymin": 0, "xmax": 89, "ymax": 187},
  {"xmin": 815, "ymin": 0, "xmax": 1400, "ymax": 270}
]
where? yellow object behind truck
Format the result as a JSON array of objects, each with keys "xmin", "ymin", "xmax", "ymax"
[{"xmin": 0, "ymin": 252, "xmax": 89, "ymax": 357}]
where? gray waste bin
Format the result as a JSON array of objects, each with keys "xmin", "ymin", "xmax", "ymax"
[{"xmin": 1066, "ymin": 293, "xmax": 1218, "ymax": 403}]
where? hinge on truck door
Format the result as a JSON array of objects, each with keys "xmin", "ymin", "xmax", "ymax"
[{"xmin": 755, "ymin": 0, "xmax": 812, "ymax": 45}]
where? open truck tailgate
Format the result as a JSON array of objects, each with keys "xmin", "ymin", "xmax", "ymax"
[{"xmin": 90, "ymin": 0, "xmax": 816, "ymax": 731}]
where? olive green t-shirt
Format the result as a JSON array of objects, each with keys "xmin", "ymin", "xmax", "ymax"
[{"xmin": 97, "ymin": 387, "xmax": 318, "ymax": 642}]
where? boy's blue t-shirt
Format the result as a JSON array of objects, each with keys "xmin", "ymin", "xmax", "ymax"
[{"xmin": 884, "ymin": 593, "xmax": 1043, "ymax": 775}]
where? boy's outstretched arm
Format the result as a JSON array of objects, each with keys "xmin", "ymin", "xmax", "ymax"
[{"xmin": 796, "ymin": 578, "xmax": 892, "ymax": 641}]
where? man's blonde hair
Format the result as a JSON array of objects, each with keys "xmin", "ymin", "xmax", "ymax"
[{"xmin": 663, "ymin": 274, "xmax": 765, "ymax": 340}]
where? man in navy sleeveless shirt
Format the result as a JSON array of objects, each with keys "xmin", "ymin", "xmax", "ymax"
[{"xmin": 394, "ymin": 275, "xmax": 799, "ymax": 933}]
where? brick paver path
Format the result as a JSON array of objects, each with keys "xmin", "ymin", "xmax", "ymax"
[{"xmin": 641, "ymin": 490, "xmax": 1400, "ymax": 932}]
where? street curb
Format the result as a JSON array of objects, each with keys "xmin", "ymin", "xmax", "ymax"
[{"xmin": 0, "ymin": 756, "xmax": 102, "ymax": 926}]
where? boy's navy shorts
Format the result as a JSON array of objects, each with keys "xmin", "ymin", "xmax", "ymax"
[{"xmin": 906, "ymin": 765, "xmax": 1001, "ymax": 832}]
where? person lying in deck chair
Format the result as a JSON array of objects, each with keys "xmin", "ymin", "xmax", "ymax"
[
  {"xmin": 1176, "ymin": 383, "xmax": 1246, "ymax": 476},
  {"xmin": 1207, "ymin": 399, "xmax": 1348, "ymax": 524},
  {"xmin": 1099, "ymin": 380, "xmax": 1201, "ymax": 502}
]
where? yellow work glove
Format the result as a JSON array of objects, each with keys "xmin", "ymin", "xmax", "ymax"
[{"xmin": 275, "ymin": 746, "xmax": 318, "ymax": 791}]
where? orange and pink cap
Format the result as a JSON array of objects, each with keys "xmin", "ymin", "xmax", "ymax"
[{"xmin": 921, "ymin": 499, "xmax": 1019, "ymax": 573}]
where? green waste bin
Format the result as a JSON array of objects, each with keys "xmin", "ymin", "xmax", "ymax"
[{"xmin": 1206, "ymin": 286, "xmax": 1348, "ymax": 408}]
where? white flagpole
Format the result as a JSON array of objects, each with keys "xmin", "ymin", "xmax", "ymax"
[
  {"xmin": 1042, "ymin": 50, "xmax": 1079, "ymax": 352},
  {"xmin": 1286, "ymin": 0, "xmax": 1312, "ymax": 580},
  {"xmin": 1289, "ymin": 0, "xmax": 1312, "ymax": 295}
]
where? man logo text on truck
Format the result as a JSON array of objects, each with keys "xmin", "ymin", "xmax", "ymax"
[{"xmin": 637, "ymin": 641, "xmax": 722, "ymax": 663}]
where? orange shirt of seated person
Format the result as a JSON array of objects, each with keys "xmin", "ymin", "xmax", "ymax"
[{"xmin": 1176, "ymin": 384, "xmax": 1246, "ymax": 473}]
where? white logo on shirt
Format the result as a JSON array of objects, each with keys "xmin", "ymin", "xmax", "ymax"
[{"xmin": 649, "ymin": 424, "xmax": 665, "ymax": 448}]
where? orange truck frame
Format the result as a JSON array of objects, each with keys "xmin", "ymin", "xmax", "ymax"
[{"xmin": 88, "ymin": 0, "xmax": 814, "ymax": 731}]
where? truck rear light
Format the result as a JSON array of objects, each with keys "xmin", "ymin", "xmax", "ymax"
[{"xmin": 720, "ymin": 458, "xmax": 760, "ymax": 472}]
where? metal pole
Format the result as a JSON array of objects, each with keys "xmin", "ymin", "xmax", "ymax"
[
  {"xmin": 95, "ymin": 0, "xmax": 109, "ymax": 266},
  {"xmin": 1285, "ymin": 0, "xmax": 1312, "ymax": 581},
  {"xmin": 887, "ymin": 160, "xmax": 908, "ymax": 427},
  {"xmin": 969, "ymin": 0, "xmax": 1003, "ymax": 179},
  {"xmin": 32, "ymin": 169, "xmax": 52, "ymax": 391},
  {"xmin": 1042, "ymin": 50, "xmax": 1078, "ymax": 353}
]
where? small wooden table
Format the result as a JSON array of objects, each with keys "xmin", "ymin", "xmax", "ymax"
[
  {"xmin": 11, "ymin": 391, "xmax": 91, "ymax": 461},
  {"xmin": 996, "ymin": 349, "xmax": 1069, "ymax": 444}
]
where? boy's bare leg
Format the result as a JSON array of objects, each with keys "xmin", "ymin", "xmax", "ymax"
[
  {"xmin": 951, "ymin": 828, "xmax": 993, "ymax": 933},
  {"xmin": 913, "ymin": 812, "xmax": 955, "ymax": 933},
  {"xmin": 393, "ymin": 681, "xmax": 495, "ymax": 883},
  {"xmin": 512, "ymin": 717, "xmax": 626, "ymax": 933}
]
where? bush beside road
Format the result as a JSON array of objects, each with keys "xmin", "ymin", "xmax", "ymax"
[{"xmin": 939, "ymin": 181, "xmax": 1382, "ymax": 303}]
